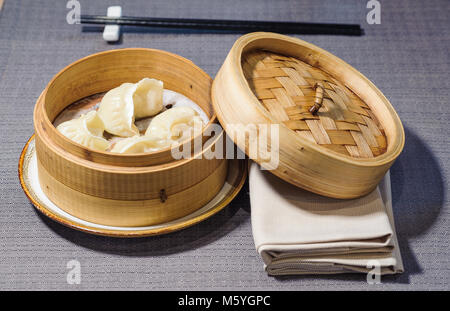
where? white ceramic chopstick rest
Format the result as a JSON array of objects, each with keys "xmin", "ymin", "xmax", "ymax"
[{"xmin": 103, "ymin": 6, "xmax": 122, "ymax": 42}]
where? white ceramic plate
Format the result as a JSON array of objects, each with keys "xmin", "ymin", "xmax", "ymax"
[{"xmin": 19, "ymin": 136, "xmax": 247, "ymax": 237}]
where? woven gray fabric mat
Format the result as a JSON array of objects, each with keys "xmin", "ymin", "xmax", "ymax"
[{"xmin": 0, "ymin": 0, "xmax": 448, "ymax": 290}]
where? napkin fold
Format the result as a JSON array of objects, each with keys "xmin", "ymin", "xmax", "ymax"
[{"xmin": 250, "ymin": 162, "xmax": 404, "ymax": 275}]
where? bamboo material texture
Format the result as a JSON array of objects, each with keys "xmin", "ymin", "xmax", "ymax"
[
  {"xmin": 37, "ymin": 156, "xmax": 228, "ymax": 227},
  {"xmin": 33, "ymin": 48, "xmax": 228, "ymax": 226},
  {"xmin": 243, "ymin": 50, "xmax": 388, "ymax": 158},
  {"xmin": 212, "ymin": 32, "xmax": 404, "ymax": 199}
]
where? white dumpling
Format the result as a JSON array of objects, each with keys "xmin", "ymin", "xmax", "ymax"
[
  {"xmin": 110, "ymin": 134, "xmax": 170, "ymax": 154},
  {"xmin": 145, "ymin": 106, "xmax": 203, "ymax": 141},
  {"xmin": 133, "ymin": 78, "xmax": 164, "ymax": 119},
  {"xmin": 56, "ymin": 111, "xmax": 109, "ymax": 151},
  {"xmin": 97, "ymin": 83, "xmax": 139, "ymax": 137},
  {"xmin": 97, "ymin": 78, "xmax": 164, "ymax": 137}
]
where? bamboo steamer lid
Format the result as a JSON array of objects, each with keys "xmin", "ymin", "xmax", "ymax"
[{"xmin": 212, "ymin": 32, "xmax": 404, "ymax": 199}]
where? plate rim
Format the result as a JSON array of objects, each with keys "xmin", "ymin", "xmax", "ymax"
[{"xmin": 18, "ymin": 135, "xmax": 247, "ymax": 238}]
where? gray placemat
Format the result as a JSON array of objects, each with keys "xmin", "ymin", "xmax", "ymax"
[{"xmin": 0, "ymin": 0, "xmax": 448, "ymax": 290}]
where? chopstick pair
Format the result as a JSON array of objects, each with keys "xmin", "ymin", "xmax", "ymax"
[{"xmin": 80, "ymin": 15, "xmax": 364, "ymax": 36}]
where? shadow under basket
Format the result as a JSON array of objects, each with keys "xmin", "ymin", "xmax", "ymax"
[{"xmin": 33, "ymin": 48, "xmax": 228, "ymax": 227}]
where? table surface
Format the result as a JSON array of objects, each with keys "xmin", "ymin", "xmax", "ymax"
[{"xmin": 0, "ymin": 0, "xmax": 448, "ymax": 290}]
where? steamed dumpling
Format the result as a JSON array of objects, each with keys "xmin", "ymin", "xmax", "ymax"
[
  {"xmin": 145, "ymin": 106, "xmax": 203, "ymax": 141},
  {"xmin": 133, "ymin": 78, "xmax": 163, "ymax": 118},
  {"xmin": 56, "ymin": 111, "xmax": 109, "ymax": 151},
  {"xmin": 110, "ymin": 134, "xmax": 171, "ymax": 154},
  {"xmin": 98, "ymin": 78, "xmax": 164, "ymax": 137},
  {"xmin": 97, "ymin": 83, "xmax": 138, "ymax": 137}
]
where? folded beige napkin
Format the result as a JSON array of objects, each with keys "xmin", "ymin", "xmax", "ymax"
[{"xmin": 250, "ymin": 162, "xmax": 404, "ymax": 276}]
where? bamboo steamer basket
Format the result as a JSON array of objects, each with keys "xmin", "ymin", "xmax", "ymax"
[
  {"xmin": 212, "ymin": 32, "xmax": 404, "ymax": 199},
  {"xmin": 34, "ymin": 48, "xmax": 228, "ymax": 227}
]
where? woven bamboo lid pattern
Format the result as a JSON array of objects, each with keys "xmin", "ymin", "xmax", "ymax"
[
  {"xmin": 212, "ymin": 32, "xmax": 404, "ymax": 199},
  {"xmin": 242, "ymin": 50, "xmax": 387, "ymax": 158}
]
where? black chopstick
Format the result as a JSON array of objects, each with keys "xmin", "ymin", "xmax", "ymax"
[{"xmin": 80, "ymin": 15, "xmax": 363, "ymax": 36}]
